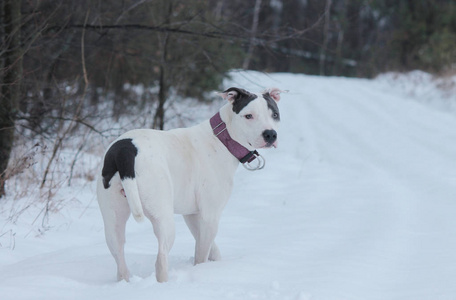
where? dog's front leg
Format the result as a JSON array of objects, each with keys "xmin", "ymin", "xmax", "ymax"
[
  {"xmin": 194, "ymin": 219, "xmax": 219, "ymax": 264},
  {"xmin": 184, "ymin": 214, "xmax": 222, "ymax": 262},
  {"xmin": 208, "ymin": 241, "xmax": 221, "ymax": 261}
]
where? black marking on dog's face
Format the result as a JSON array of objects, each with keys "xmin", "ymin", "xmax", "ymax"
[
  {"xmin": 263, "ymin": 93, "xmax": 280, "ymax": 121},
  {"xmin": 225, "ymin": 87, "xmax": 258, "ymax": 114},
  {"xmin": 102, "ymin": 138, "xmax": 138, "ymax": 189}
]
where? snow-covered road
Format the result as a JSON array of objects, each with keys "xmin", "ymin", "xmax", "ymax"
[{"xmin": 1, "ymin": 71, "xmax": 456, "ymax": 300}]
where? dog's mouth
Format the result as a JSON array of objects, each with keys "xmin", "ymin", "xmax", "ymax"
[
  {"xmin": 259, "ymin": 141, "xmax": 278, "ymax": 149},
  {"xmin": 249, "ymin": 141, "xmax": 278, "ymax": 149},
  {"xmin": 267, "ymin": 141, "xmax": 278, "ymax": 148}
]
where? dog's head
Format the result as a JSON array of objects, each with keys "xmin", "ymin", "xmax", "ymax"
[{"xmin": 220, "ymin": 87, "xmax": 284, "ymax": 150}]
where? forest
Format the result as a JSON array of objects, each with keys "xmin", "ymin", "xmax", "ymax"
[{"xmin": 1, "ymin": 0, "xmax": 456, "ymax": 198}]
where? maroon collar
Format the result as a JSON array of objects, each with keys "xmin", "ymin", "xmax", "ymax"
[{"xmin": 210, "ymin": 112, "xmax": 265, "ymax": 170}]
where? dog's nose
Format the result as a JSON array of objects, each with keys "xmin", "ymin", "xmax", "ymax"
[{"xmin": 262, "ymin": 129, "xmax": 277, "ymax": 144}]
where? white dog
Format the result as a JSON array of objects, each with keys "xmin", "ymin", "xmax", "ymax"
[{"xmin": 97, "ymin": 87, "xmax": 284, "ymax": 282}]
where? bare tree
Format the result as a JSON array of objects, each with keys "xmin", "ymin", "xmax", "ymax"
[
  {"xmin": 152, "ymin": 2, "xmax": 172, "ymax": 130},
  {"xmin": 242, "ymin": 0, "xmax": 262, "ymax": 70},
  {"xmin": 0, "ymin": 0, "xmax": 22, "ymax": 197},
  {"xmin": 319, "ymin": 0, "xmax": 332, "ymax": 75}
]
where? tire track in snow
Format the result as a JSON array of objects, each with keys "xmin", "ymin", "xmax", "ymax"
[{"xmin": 287, "ymin": 76, "xmax": 456, "ymax": 298}]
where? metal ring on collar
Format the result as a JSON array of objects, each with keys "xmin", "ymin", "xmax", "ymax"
[{"xmin": 242, "ymin": 152, "xmax": 265, "ymax": 171}]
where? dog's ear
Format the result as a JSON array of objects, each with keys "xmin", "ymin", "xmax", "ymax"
[
  {"xmin": 264, "ymin": 87, "xmax": 288, "ymax": 102},
  {"xmin": 219, "ymin": 87, "xmax": 250, "ymax": 103}
]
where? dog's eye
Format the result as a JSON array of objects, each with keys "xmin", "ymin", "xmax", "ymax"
[{"xmin": 245, "ymin": 114, "xmax": 253, "ymax": 120}]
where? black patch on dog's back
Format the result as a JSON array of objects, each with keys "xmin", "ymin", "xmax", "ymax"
[
  {"xmin": 263, "ymin": 93, "xmax": 280, "ymax": 121},
  {"xmin": 225, "ymin": 87, "xmax": 258, "ymax": 114},
  {"xmin": 102, "ymin": 138, "xmax": 138, "ymax": 189}
]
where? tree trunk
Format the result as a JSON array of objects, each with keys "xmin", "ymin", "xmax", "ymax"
[
  {"xmin": 153, "ymin": 64, "xmax": 167, "ymax": 130},
  {"xmin": 242, "ymin": 0, "xmax": 262, "ymax": 70},
  {"xmin": 0, "ymin": 0, "xmax": 22, "ymax": 197},
  {"xmin": 333, "ymin": 21, "xmax": 344, "ymax": 75},
  {"xmin": 153, "ymin": 24, "xmax": 170, "ymax": 130},
  {"xmin": 153, "ymin": 2, "xmax": 172, "ymax": 130},
  {"xmin": 319, "ymin": 0, "xmax": 332, "ymax": 76}
]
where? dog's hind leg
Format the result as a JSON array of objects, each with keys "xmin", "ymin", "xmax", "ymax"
[
  {"xmin": 147, "ymin": 209, "xmax": 175, "ymax": 283},
  {"xmin": 97, "ymin": 179, "xmax": 131, "ymax": 282}
]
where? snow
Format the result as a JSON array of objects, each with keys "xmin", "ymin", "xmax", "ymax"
[{"xmin": 2, "ymin": 71, "xmax": 456, "ymax": 300}]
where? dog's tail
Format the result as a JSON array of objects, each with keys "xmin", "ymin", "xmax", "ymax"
[
  {"xmin": 121, "ymin": 178, "xmax": 145, "ymax": 222},
  {"xmin": 102, "ymin": 138, "xmax": 145, "ymax": 223}
]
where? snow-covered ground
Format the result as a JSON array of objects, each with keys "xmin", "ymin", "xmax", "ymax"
[{"xmin": 1, "ymin": 71, "xmax": 456, "ymax": 300}]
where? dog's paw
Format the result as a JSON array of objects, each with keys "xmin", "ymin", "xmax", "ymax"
[
  {"xmin": 117, "ymin": 269, "xmax": 131, "ymax": 282},
  {"xmin": 209, "ymin": 243, "xmax": 222, "ymax": 261}
]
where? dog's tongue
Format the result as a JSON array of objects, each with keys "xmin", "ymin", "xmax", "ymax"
[{"xmin": 262, "ymin": 141, "xmax": 278, "ymax": 149}]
